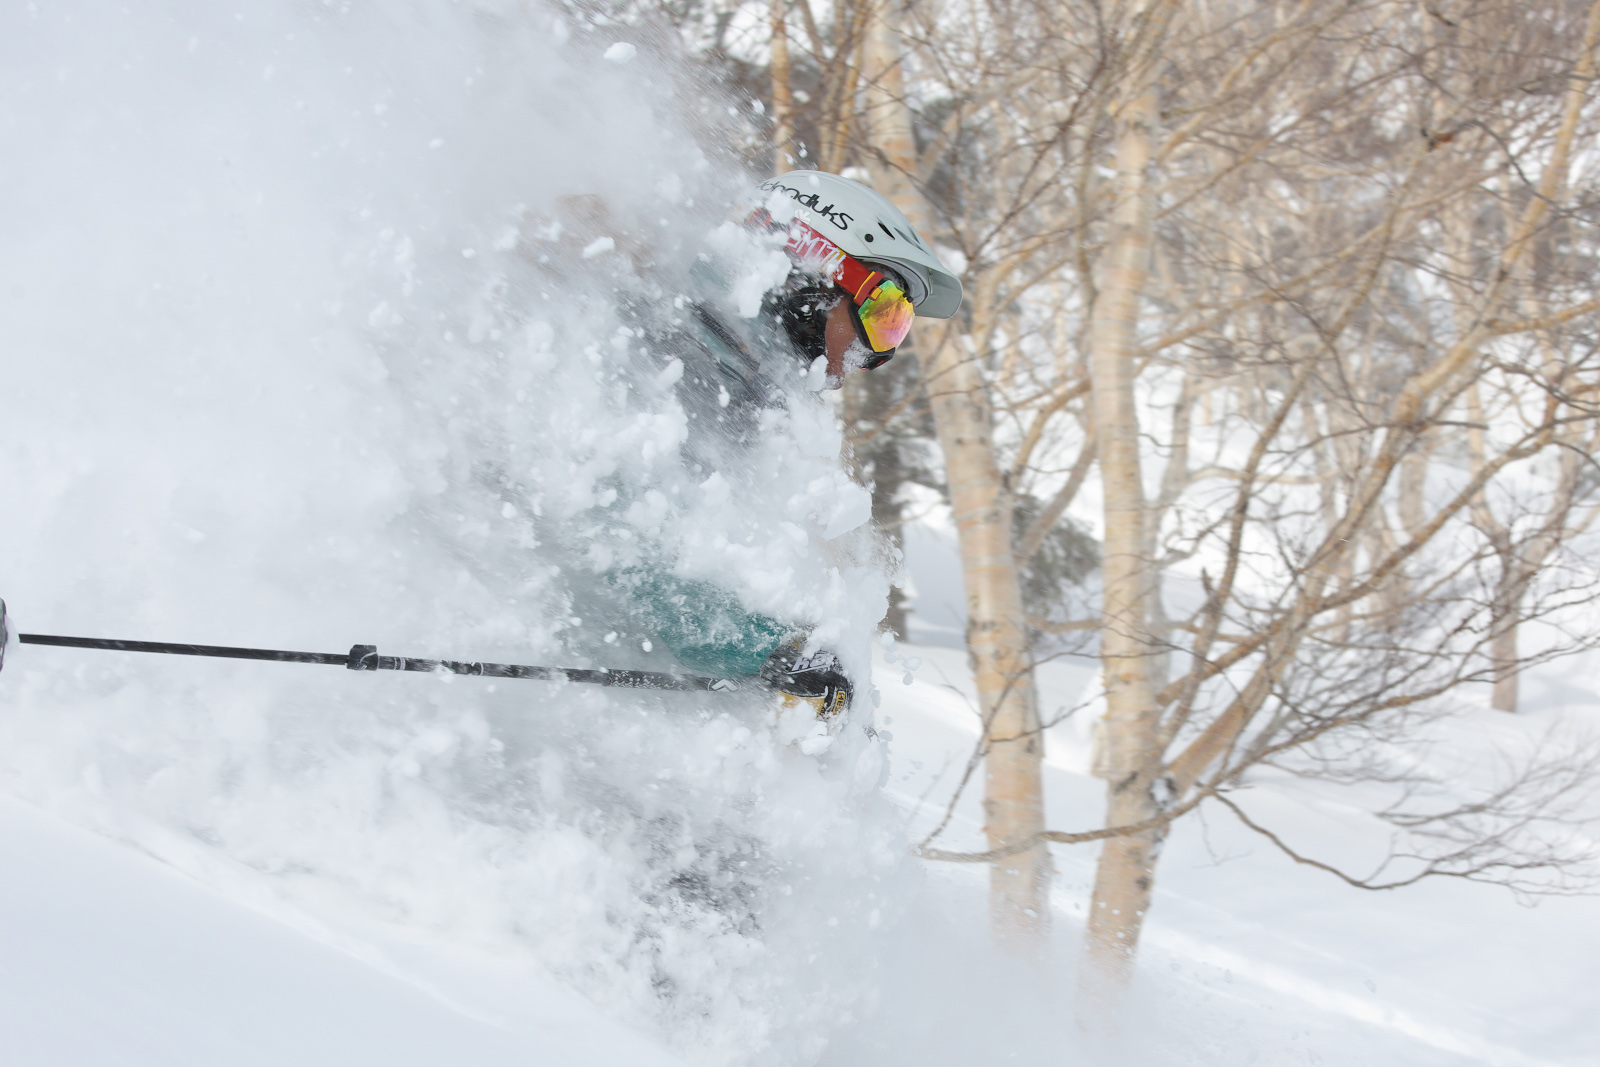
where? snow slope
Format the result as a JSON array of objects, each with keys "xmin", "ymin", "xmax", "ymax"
[
  {"xmin": 0, "ymin": 791, "xmax": 685, "ymax": 1067},
  {"xmin": 9, "ymin": 636, "xmax": 1591, "ymax": 1067},
  {"xmin": 871, "ymin": 631, "xmax": 1600, "ymax": 1067}
]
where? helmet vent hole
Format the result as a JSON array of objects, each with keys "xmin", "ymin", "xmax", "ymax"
[{"xmin": 878, "ymin": 222, "xmax": 896, "ymax": 240}]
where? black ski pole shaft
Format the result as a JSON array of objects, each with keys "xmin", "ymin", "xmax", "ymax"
[
  {"xmin": 6, "ymin": 618, "xmax": 733, "ymax": 693},
  {"xmin": 18, "ymin": 633, "xmax": 350, "ymax": 666}
]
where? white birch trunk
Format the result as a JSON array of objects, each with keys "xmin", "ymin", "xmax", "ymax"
[
  {"xmin": 864, "ymin": 7, "xmax": 1051, "ymax": 945},
  {"xmin": 1084, "ymin": 84, "xmax": 1162, "ymax": 984},
  {"xmin": 1490, "ymin": 610, "xmax": 1520, "ymax": 712},
  {"xmin": 922, "ymin": 321, "xmax": 1052, "ymax": 945},
  {"xmin": 861, "ymin": 8, "xmax": 923, "ymax": 220},
  {"xmin": 768, "ymin": 0, "xmax": 794, "ymax": 174}
]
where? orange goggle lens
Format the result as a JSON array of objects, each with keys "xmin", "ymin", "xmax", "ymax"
[{"xmin": 855, "ymin": 277, "xmax": 914, "ymax": 354}]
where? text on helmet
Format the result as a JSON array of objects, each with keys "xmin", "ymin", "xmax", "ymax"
[{"xmin": 760, "ymin": 178, "xmax": 854, "ymax": 232}]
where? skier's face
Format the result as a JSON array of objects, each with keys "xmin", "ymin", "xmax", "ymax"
[{"xmin": 823, "ymin": 299, "xmax": 862, "ymax": 389}]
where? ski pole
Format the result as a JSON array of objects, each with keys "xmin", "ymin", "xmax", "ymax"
[{"xmin": 0, "ymin": 600, "xmax": 736, "ymax": 693}]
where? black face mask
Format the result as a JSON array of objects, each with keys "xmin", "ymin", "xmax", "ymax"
[{"xmin": 768, "ymin": 284, "xmax": 841, "ymax": 365}]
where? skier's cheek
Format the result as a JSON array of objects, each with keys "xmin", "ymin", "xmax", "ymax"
[{"xmin": 822, "ymin": 300, "xmax": 855, "ymax": 386}]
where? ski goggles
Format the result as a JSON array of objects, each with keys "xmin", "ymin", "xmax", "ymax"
[{"xmin": 778, "ymin": 217, "xmax": 916, "ymax": 368}]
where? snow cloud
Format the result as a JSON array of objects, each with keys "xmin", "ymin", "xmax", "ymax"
[{"xmin": 0, "ymin": 3, "xmax": 898, "ymax": 1063}]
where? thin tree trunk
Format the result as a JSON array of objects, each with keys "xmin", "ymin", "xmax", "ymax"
[
  {"xmin": 769, "ymin": 0, "xmax": 795, "ymax": 174},
  {"xmin": 862, "ymin": 4, "xmax": 922, "ymax": 218},
  {"xmin": 853, "ymin": 2, "xmax": 921, "ymax": 638},
  {"xmin": 841, "ymin": 345, "xmax": 914, "ymax": 638},
  {"xmin": 1084, "ymin": 83, "xmax": 1161, "ymax": 985},
  {"xmin": 817, "ymin": 0, "xmax": 870, "ymax": 174},
  {"xmin": 923, "ymin": 318, "xmax": 1052, "ymax": 947},
  {"xmin": 1490, "ymin": 604, "xmax": 1519, "ymax": 712},
  {"xmin": 863, "ymin": 3, "xmax": 1050, "ymax": 945}
]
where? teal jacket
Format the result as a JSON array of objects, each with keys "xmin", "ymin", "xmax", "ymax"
[
  {"xmin": 609, "ymin": 263, "xmax": 802, "ymax": 679},
  {"xmin": 616, "ymin": 568, "xmax": 789, "ymax": 678}
]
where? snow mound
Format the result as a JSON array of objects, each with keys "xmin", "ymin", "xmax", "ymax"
[
  {"xmin": 0, "ymin": 793, "xmax": 687, "ymax": 1067},
  {"xmin": 0, "ymin": 4, "xmax": 901, "ymax": 1063}
]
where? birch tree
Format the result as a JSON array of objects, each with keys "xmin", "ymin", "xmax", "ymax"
[
  {"xmin": 858, "ymin": 0, "xmax": 1600, "ymax": 986},
  {"xmin": 1002, "ymin": 0, "xmax": 1600, "ymax": 985}
]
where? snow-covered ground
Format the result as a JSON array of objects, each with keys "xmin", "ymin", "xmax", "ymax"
[
  {"xmin": 0, "ymin": 791, "xmax": 685, "ymax": 1066},
  {"xmin": 891, "ymin": 519, "xmax": 1600, "ymax": 1065},
  {"xmin": 871, "ymin": 634, "xmax": 1600, "ymax": 1067},
  {"xmin": 4, "ymin": 634, "xmax": 1594, "ymax": 1066}
]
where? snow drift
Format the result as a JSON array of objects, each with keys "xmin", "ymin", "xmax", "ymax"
[{"xmin": 0, "ymin": 3, "xmax": 902, "ymax": 1062}]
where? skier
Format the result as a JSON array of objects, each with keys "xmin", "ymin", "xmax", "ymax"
[{"xmin": 613, "ymin": 170, "xmax": 962, "ymax": 721}]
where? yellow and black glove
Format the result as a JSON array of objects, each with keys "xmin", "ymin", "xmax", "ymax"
[{"xmin": 758, "ymin": 641, "xmax": 852, "ymax": 719}]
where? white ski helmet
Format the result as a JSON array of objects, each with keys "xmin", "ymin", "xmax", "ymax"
[{"xmin": 757, "ymin": 170, "xmax": 963, "ymax": 319}]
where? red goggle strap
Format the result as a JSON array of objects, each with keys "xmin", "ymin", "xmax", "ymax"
[{"xmin": 782, "ymin": 219, "xmax": 890, "ymax": 309}]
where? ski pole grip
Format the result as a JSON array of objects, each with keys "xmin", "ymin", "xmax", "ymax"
[{"xmin": 347, "ymin": 644, "xmax": 379, "ymax": 671}]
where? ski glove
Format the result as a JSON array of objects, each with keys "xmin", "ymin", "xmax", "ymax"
[{"xmin": 759, "ymin": 641, "xmax": 852, "ymax": 719}]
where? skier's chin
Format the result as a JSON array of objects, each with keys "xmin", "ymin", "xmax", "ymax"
[
  {"xmin": 807, "ymin": 354, "xmax": 847, "ymax": 392},
  {"xmin": 835, "ymin": 339, "xmax": 875, "ymax": 384}
]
